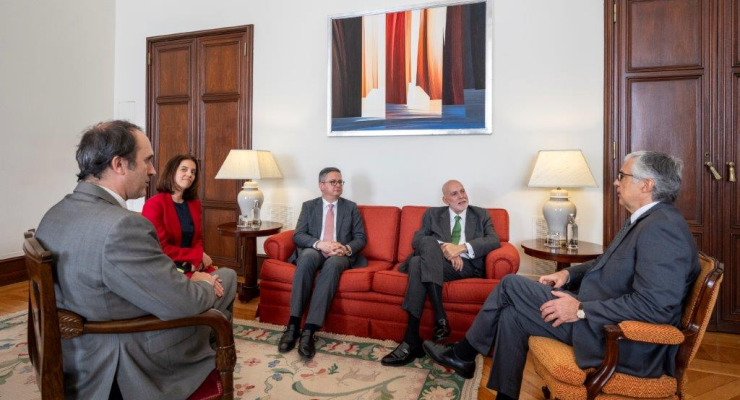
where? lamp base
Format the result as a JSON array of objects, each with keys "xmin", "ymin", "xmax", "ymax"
[
  {"xmin": 237, "ymin": 181, "xmax": 264, "ymax": 226},
  {"xmin": 542, "ymin": 188, "xmax": 576, "ymax": 241}
]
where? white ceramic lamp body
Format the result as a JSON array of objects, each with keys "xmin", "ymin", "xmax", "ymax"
[
  {"xmin": 542, "ymin": 188, "xmax": 576, "ymax": 239},
  {"xmin": 237, "ymin": 181, "xmax": 263, "ymax": 218}
]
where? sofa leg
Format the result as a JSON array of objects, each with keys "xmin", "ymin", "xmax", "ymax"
[{"xmin": 542, "ymin": 386, "xmax": 551, "ymax": 399}]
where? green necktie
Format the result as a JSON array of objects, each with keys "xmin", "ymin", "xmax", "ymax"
[{"xmin": 451, "ymin": 215, "xmax": 462, "ymax": 245}]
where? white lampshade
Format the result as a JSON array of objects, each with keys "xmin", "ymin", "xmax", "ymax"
[
  {"xmin": 528, "ymin": 150, "xmax": 597, "ymax": 242},
  {"xmin": 215, "ymin": 150, "xmax": 283, "ymax": 180},
  {"xmin": 215, "ymin": 150, "xmax": 283, "ymax": 221}
]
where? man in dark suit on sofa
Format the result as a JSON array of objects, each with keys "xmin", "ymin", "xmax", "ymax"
[
  {"xmin": 382, "ymin": 180, "xmax": 500, "ymax": 366},
  {"xmin": 422, "ymin": 151, "xmax": 700, "ymax": 400},
  {"xmin": 277, "ymin": 167, "xmax": 367, "ymax": 359}
]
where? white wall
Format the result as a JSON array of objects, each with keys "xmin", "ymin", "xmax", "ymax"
[
  {"xmin": 114, "ymin": 0, "xmax": 604, "ymax": 276},
  {"xmin": 0, "ymin": 0, "xmax": 116, "ymax": 258}
]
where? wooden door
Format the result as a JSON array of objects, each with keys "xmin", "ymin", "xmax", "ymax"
[
  {"xmin": 147, "ymin": 26, "xmax": 253, "ymax": 274},
  {"xmin": 605, "ymin": 0, "xmax": 740, "ymax": 333},
  {"xmin": 719, "ymin": 0, "xmax": 740, "ymax": 333}
]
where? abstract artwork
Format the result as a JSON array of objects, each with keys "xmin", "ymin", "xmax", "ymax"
[{"xmin": 328, "ymin": 0, "xmax": 492, "ymax": 136}]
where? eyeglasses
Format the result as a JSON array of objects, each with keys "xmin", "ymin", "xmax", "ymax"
[
  {"xmin": 321, "ymin": 180, "xmax": 346, "ymax": 186},
  {"xmin": 617, "ymin": 171, "xmax": 635, "ymax": 181}
]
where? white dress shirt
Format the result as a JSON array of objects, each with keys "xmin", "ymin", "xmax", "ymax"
[
  {"xmin": 312, "ymin": 198, "xmax": 352, "ymax": 255},
  {"xmin": 630, "ymin": 201, "xmax": 660, "ymax": 225},
  {"xmin": 447, "ymin": 207, "xmax": 475, "ymax": 259},
  {"xmin": 97, "ymin": 184, "xmax": 128, "ymax": 209}
]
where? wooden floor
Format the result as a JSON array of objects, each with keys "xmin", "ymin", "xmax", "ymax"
[{"xmin": 3, "ymin": 282, "xmax": 739, "ymax": 399}]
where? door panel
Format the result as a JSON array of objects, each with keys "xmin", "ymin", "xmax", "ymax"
[
  {"xmin": 155, "ymin": 103, "xmax": 190, "ymax": 176},
  {"xmin": 202, "ymin": 101, "xmax": 240, "ymax": 203}
]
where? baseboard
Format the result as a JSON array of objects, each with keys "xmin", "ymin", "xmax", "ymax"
[{"xmin": 0, "ymin": 257, "xmax": 26, "ymax": 287}]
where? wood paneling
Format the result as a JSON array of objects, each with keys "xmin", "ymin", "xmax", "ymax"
[
  {"xmin": 202, "ymin": 102, "xmax": 239, "ymax": 203},
  {"xmin": 0, "ymin": 257, "xmax": 26, "ymax": 287},
  {"xmin": 628, "ymin": 0, "xmax": 703, "ymax": 70},
  {"xmin": 158, "ymin": 45, "xmax": 192, "ymax": 97},
  {"xmin": 203, "ymin": 208, "xmax": 239, "ymax": 270},
  {"xmin": 202, "ymin": 39, "xmax": 241, "ymax": 95}
]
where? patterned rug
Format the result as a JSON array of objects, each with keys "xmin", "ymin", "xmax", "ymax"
[{"xmin": 0, "ymin": 311, "xmax": 483, "ymax": 400}]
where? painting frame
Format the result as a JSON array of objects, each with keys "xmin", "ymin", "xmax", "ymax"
[{"xmin": 327, "ymin": 0, "xmax": 493, "ymax": 137}]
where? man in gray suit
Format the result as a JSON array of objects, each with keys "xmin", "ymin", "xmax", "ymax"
[
  {"xmin": 277, "ymin": 167, "xmax": 367, "ymax": 359},
  {"xmin": 35, "ymin": 120, "xmax": 236, "ymax": 400},
  {"xmin": 382, "ymin": 180, "xmax": 500, "ymax": 367},
  {"xmin": 423, "ymin": 151, "xmax": 700, "ymax": 400}
]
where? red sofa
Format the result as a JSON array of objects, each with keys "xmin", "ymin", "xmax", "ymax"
[{"xmin": 259, "ymin": 205, "xmax": 520, "ymax": 342}]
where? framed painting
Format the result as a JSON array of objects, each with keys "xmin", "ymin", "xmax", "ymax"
[{"xmin": 327, "ymin": 0, "xmax": 492, "ymax": 137}]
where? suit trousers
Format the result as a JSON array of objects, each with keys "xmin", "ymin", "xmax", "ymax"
[
  {"xmin": 402, "ymin": 236, "xmax": 478, "ymax": 319},
  {"xmin": 290, "ymin": 248, "xmax": 351, "ymax": 326},
  {"xmin": 466, "ymin": 274, "xmax": 577, "ymax": 399}
]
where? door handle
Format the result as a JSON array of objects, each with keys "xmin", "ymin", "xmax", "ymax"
[
  {"xmin": 705, "ymin": 162, "xmax": 722, "ymax": 180},
  {"xmin": 728, "ymin": 162, "xmax": 736, "ymax": 183}
]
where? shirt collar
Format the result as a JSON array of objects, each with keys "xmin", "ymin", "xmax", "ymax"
[
  {"xmin": 449, "ymin": 207, "xmax": 467, "ymax": 221},
  {"xmin": 630, "ymin": 201, "xmax": 659, "ymax": 224},
  {"xmin": 96, "ymin": 184, "xmax": 128, "ymax": 209},
  {"xmin": 322, "ymin": 198, "xmax": 338, "ymax": 208}
]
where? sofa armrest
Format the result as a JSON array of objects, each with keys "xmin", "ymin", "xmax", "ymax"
[
  {"xmin": 264, "ymin": 230, "xmax": 296, "ymax": 262},
  {"xmin": 484, "ymin": 242, "xmax": 520, "ymax": 279}
]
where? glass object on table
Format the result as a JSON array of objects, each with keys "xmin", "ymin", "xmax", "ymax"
[
  {"xmin": 545, "ymin": 231, "xmax": 561, "ymax": 248},
  {"xmin": 566, "ymin": 213, "xmax": 578, "ymax": 250}
]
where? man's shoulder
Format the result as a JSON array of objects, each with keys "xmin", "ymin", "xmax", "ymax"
[
  {"xmin": 425, "ymin": 206, "xmax": 447, "ymax": 215},
  {"xmin": 467, "ymin": 205, "xmax": 489, "ymax": 216},
  {"xmin": 338, "ymin": 197, "xmax": 358, "ymax": 209}
]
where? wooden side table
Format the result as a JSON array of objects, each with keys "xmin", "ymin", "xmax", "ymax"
[
  {"xmin": 217, "ymin": 221, "xmax": 282, "ymax": 302},
  {"xmin": 521, "ymin": 239, "xmax": 604, "ymax": 271}
]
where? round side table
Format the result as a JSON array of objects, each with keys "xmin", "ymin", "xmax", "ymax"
[
  {"xmin": 217, "ymin": 221, "xmax": 282, "ymax": 302},
  {"xmin": 521, "ymin": 239, "xmax": 604, "ymax": 271}
]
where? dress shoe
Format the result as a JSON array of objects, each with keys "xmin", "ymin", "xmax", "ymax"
[
  {"xmin": 432, "ymin": 318, "xmax": 451, "ymax": 342},
  {"xmin": 380, "ymin": 342, "xmax": 425, "ymax": 366},
  {"xmin": 277, "ymin": 325, "xmax": 300, "ymax": 353},
  {"xmin": 297, "ymin": 330, "xmax": 317, "ymax": 359},
  {"xmin": 422, "ymin": 340, "xmax": 475, "ymax": 379}
]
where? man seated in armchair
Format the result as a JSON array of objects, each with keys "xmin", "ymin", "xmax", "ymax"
[{"xmin": 422, "ymin": 151, "xmax": 700, "ymax": 400}]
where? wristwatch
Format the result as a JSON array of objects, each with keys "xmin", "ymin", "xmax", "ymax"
[{"xmin": 577, "ymin": 303, "xmax": 586, "ymax": 320}]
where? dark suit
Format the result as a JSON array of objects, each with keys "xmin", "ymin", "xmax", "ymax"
[
  {"xmin": 464, "ymin": 202, "xmax": 700, "ymax": 398},
  {"xmin": 401, "ymin": 206, "xmax": 500, "ymax": 318},
  {"xmin": 289, "ymin": 197, "xmax": 367, "ymax": 326}
]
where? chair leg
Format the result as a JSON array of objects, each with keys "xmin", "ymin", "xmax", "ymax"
[{"xmin": 542, "ymin": 386, "xmax": 551, "ymax": 399}]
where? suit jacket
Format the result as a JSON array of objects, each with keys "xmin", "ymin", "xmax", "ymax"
[
  {"xmin": 289, "ymin": 197, "xmax": 368, "ymax": 267},
  {"xmin": 35, "ymin": 182, "xmax": 219, "ymax": 400},
  {"xmin": 566, "ymin": 202, "xmax": 700, "ymax": 378},
  {"xmin": 142, "ymin": 192, "xmax": 204, "ymax": 266},
  {"xmin": 400, "ymin": 205, "xmax": 500, "ymax": 273}
]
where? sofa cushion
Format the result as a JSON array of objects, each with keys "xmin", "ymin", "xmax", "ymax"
[
  {"xmin": 358, "ymin": 206, "xmax": 400, "ymax": 263},
  {"xmin": 372, "ymin": 270, "xmax": 498, "ymax": 304},
  {"xmin": 396, "ymin": 206, "xmax": 510, "ymax": 263},
  {"xmin": 260, "ymin": 259, "xmax": 392, "ymax": 292}
]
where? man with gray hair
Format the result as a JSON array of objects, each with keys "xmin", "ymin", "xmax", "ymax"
[
  {"xmin": 423, "ymin": 151, "xmax": 700, "ymax": 400},
  {"xmin": 277, "ymin": 167, "xmax": 367, "ymax": 359}
]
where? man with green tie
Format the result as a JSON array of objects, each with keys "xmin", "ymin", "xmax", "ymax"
[{"xmin": 381, "ymin": 180, "xmax": 501, "ymax": 367}]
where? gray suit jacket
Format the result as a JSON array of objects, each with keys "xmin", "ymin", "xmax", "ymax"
[
  {"xmin": 35, "ymin": 182, "xmax": 219, "ymax": 400},
  {"xmin": 400, "ymin": 205, "xmax": 500, "ymax": 273},
  {"xmin": 566, "ymin": 202, "xmax": 700, "ymax": 378},
  {"xmin": 289, "ymin": 197, "xmax": 368, "ymax": 267}
]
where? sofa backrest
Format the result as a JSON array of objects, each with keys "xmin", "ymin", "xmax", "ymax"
[
  {"xmin": 357, "ymin": 206, "xmax": 401, "ymax": 263},
  {"xmin": 397, "ymin": 206, "xmax": 510, "ymax": 263}
]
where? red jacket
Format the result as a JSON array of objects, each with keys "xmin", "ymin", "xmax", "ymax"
[{"xmin": 142, "ymin": 192, "xmax": 204, "ymax": 266}]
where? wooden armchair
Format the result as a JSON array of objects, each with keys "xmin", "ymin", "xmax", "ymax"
[
  {"xmin": 23, "ymin": 230, "xmax": 237, "ymax": 400},
  {"xmin": 528, "ymin": 252, "xmax": 724, "ymax": 400}
]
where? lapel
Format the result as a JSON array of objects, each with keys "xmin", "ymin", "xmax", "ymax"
[
  {"xmin": 439, "ymin": 207, "xmax": 452, "ymax": 243},
  {"xmin": 589, "ymin": 202, "xmax": 667, "ymax": 274},
  {"xmin": 464, "ymin": 207, "xmax": 478, "ymax": 241},
  {"xmin": 312, "ymin": 197, "xmax": 324, "ymax": 238},
  {"xmin": 163, "ymin": 194, "xmax": 183, "ymax": 245},
  {"xmin": 335, "ymin": 197, "xmax": 346, "ymax": 236}
]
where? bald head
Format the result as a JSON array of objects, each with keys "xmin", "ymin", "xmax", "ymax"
[{"xmin": 442, "ymin": 180, "xmax": 469, "ymax": 214}]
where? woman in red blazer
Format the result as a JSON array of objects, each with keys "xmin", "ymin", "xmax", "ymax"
[{"xmin": 142, "ymin": 154, "xmax": 215, "ymax": 277}]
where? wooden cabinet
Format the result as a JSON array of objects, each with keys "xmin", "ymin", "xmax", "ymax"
[
  {"xmin": 147, "ymin": 26, "xmax": 254, "ymax": 275},
  {"xmin": 606, "ymin": 0, "xmax": 739, "ymax": 333}
]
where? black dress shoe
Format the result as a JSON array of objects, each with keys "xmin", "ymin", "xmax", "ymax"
[
  {"xmin": 380, "ymin": 342, "xmax": 426, "ymax": 366},
  {"xmin": 297, "ymin": 330, "xmax": 317, "ymax": 359},
  {"xmin": 422, "ymin": 340, "xmax": 475, "ymax": 379},
  {"xmin": 432, "ymin": 319, "xmax": 451, "ymax": 342},
  {"xmin": 278, "ymin": 325, "xmax": 300, "ymax": 353}
]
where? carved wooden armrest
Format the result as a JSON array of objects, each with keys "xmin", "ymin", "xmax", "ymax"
[{"xmin": 617, "ymin": 321, "xmax": 685, "ymax": 345}]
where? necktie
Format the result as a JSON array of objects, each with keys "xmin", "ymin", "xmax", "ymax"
[
  {"xmin": 322, "ymin": 204, "xmax": 335, "ymax": 257},
  {"xmin": 451, "ymin": 215, "xmax": 462, "ymax": 245}
]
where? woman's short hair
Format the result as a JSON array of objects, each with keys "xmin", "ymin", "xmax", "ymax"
[{"xmin": 156, "ymin": 154, "xmax": 200, "ymax": 200}]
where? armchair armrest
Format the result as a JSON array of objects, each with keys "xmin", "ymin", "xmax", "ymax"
[
  {"xmin": 59, "ymin": 309, "xmax": 236, "ymax": 398},
  {"xmin": 617, "ymin": 321, "xmax": 685, "ymax": 345},
  {"xmin": 485, "ymin": 242, "xmax": 520, "ymax": 279},
  {"xmin": 264, "ymin": 230, "xmax": 296, "ymax": 261}
]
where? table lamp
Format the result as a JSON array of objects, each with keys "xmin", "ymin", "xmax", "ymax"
[
  {"xmin": 215, "ymin": 150, "xmax": 283, "ymax": 225},
  {"xmin": 528, "ymin": 150, "xmax": 597, "ymax": 241}
]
